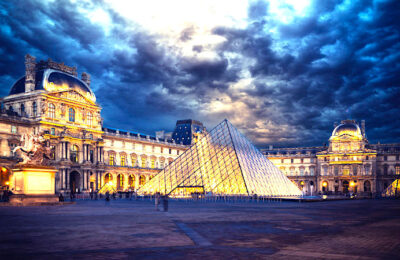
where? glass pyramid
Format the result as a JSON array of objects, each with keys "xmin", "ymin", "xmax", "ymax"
[
  {"xmin": 382, "ymin": 179, "xmax": 400, "ymax": 197},
  {"xmin": 138, "ymin": 119, "xmax": 302, "ymax": 197}
]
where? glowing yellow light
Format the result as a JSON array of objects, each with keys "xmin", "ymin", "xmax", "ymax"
[
  {"xmin": 5, "ymin": 181, "xmax": 9, "ymax": 185},
  {"xmin": 322, "ymin": 182, "xmax": 328, "ymax": 187},
  {"xmin": 300, "ymin": 181, "xmax": 304, "ymax": 186},
  {"xmin": 1, "ymin": 167, "xmax": 7, "ymax": 173},
  {"xmin": 108, "ymin": 181, "xmax": 113, "ymax": 186},
  {"xmin": 350, "ymin": 181, "xmax": 355, "ymax": 187}
]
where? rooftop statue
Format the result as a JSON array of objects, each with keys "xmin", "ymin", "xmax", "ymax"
[{"xmin": 13, "ymin": 133, "xmax": 52, "ymax": 165}]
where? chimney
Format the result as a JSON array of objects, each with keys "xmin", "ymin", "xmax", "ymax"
[
  {"xmin": 81, "ymin": 72, "xmax": 91, "ymax": 88},
  {"xmin": 25, "ymin": 54, "xmax": 36, "ymax": 92},
  {"xmin": 361, "ymin": 120, "xmax": 365, "ymax": 136}
]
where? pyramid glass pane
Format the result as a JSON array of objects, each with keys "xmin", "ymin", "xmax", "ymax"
[{"xmin": 138, "ymin": 120, "xmax": 302, "ymax": 197}]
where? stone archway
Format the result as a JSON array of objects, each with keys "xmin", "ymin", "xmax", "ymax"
[
  {"xmin": 364, "ymin": 180, "xmax": 371, "ymax": 192},
  {"xmin": 343, "ymin": 180, "xmax": 349, "ymax": 194},
  {"xmin": 128, "ymin": 175, "xmax": 135, "ymax": 190},
  {"xmin": 104, "ymin": 173, "xmax": 113, "ymax": 185},
  {"xmin": 70, "ymin": 171, "xmax": 81, "ymax": 194},
  {"xmin": 117, "ymin": 174, "xmax": 124, "ymax": 191}
]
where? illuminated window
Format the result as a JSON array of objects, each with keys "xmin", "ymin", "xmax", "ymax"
[
  {"xmin": 109, "ymin": 154, "xmax": 114, "ymax": 166},
  {"xmin": 87, "ymin": 111, "xmax": 93, "ymax": 126},
  {"xmin": 32, "ymin": 102, "xmax": 37, "ymax": 117},
  {"xmin": 151, "ymin": 157, "xmax": 155, "ymax": 168},
  {"xmin": 50, "ymin": 128, "xmax": 55, "ymax": 135},
  {"xmin": 141, "ymin": 158, "xmax": 146, "ymax": 168},
  {"xmin": 128, "ymin": 175, "xmax": 135, "ymax": 188},
  {"xmin": 11, "ymin": 125, "xmax": 17, "ymax": 134},
  {"xmin": 48, "ymin": 103, "xmax": 55, "ymax": 118},
  {"xmin": 69, "ymin": 108, "xmax": 75, "ymax": 122},
  {"xmin": 139, "ymin": 175, "xmax": 146, "ymax": 186},
  {"xmin": 396, "ymin": 166, "xmax": 400, "ymax": 175},
  {"xmin": 120, "ymin": 155, "xmax": 126, "ymax": 166},
  {"xmin": 70, "ymin": 145, "xmax": 79, "ymax": 163}
]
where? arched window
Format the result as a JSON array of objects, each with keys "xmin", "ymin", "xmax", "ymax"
[
  {"xmin": 70, "ymin": 145, "xmax": 79, "ymax": 163},
  {"xmin": 32, "ymin": 102, "xmax": 37, "ymax": 117},
  {"xmin": 48, "ymin": 103, "xmax": 55, "ymax": 118},
  {"xmin": 87, "ymin": 111, "xmax": 93, "ymax": 126},
  {"xmin": 69, "ymin": 108, "xmax": 75, "ymax": 122}
]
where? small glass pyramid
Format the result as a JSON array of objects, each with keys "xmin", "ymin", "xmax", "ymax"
[
  {"xmin": 382, "ymin": 179, "xmax": 400, "ymax": 197},
  {"xmin": 138, "ymin": 119, "xmax": 302, "ymax": 197}
]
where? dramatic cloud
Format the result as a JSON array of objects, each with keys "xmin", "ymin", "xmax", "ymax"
[{"xmin": 0, "ymin": 0, "xmax": 399, "ymax": 147}]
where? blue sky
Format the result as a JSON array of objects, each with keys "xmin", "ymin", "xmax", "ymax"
[{"xmin": 0, "ymin": 0, "xmax": 399, "ymax": 147}]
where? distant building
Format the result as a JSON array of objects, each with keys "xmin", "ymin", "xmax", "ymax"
[
  {"xmin": 172, "ymin": 119, "xmax": 206, "ymax": 145},
  {"xmin": 0, "ymin": 54, "xmax": 190, "ymax": 194},
  {"xmin": 262, "ymin": 120, "xmax": 400, "ymax": 196}
]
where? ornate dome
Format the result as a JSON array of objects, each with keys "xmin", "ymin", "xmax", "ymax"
[
  {"xmin": 9, "ymin": 69, "xmax": 96, "ymax": 102},
  {"xmin": 331, "ymin": 120, "xmax": 362, "ymax": 139}
]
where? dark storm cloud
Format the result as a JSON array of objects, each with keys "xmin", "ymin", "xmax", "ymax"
[{"xmin": 210, "ymin": 0, "xmax": 400, "ymax": 146}]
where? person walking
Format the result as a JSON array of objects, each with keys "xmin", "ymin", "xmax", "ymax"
[{"xmin": 155, "ymin": 193, "xmax": 160, "ymax": 211}]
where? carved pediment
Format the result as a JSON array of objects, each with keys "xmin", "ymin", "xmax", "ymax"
[{"xmin": 50, "ymin": 90, "xmax": 96, "ymax": 105}]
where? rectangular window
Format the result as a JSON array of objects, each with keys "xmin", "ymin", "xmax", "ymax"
[
  {"xmin": 50, "ymin": 128, "xmax": 55, "ymax": 135},
  {"xmin": 109, "ymin": 155, "xmax": 114, "ymax": 166},
  {"xmin": 310, "ymin": 167, "xmax": 315, "ymax": 176},
  {"xmin": 11, "ymin": 125, "xmax": 17, "ymax": 134},
  {"xmin": 151, "ymin": 158, "xmax": 155, "ymax": 168},
  {"xmin": 121, "ymin": 155, "xmax": 126, "ymax": 166},
  {"xmin": 396, "ymin": 166, "xmax": 400, "ymax": 175},
  {"xmin": 131, "ymin": 156, "xmax": 137, "ymax": 166},
  {"xmin": 384, "ymin": 156, "xmax": 387, "ymax": 161},
  {"xmin": 90, "ymin": 150, "xmax": 94, "ymax": 163},
  {"xmin": 141, "ymin": 158, "xmax": 146, "ymax": 168},
  {"xmin": 300, "ymin": 168, "xmax": 304, "ymax": 176},
  {"xmin": 169, "ymin": 148, "xmax": 172, "ymax": 154}
]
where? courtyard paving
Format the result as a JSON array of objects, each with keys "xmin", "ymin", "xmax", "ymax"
[{"xmin": 0, "ymin": 199, "xmax": 399, "ymax": 259}]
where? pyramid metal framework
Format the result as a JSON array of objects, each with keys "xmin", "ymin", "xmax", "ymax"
[
  {"xmin": 138, "ymin": 120, "xmax": 302, "ymax": 197},
  {"xmin": 382, "ymin": 179, "xmax": 400, "ymax": 197}
]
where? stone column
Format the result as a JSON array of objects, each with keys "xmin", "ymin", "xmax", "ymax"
[
  {"xmin": 65, "ymin": 168, "xmax": 70, "ymax": 190},
  {"xmin": 60, "ymin": 169, "xmax": 64, "ymax": 190},
  {"xmin": 95, "ymin": 171, "xmax": 99, "ymax": 190},
  {"xmin": 81, "ymin": 170, "xmax": 85, "ymax": 190},
  {"xmin": 135, "ymin": 174, "xmax": 140, "ymax": 191}
]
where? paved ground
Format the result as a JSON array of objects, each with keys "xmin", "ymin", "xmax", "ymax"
[{"xmin": 0, "ymin": 199, "xmax": 399, "ymax": 259}]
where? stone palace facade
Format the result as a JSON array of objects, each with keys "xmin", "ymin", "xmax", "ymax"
[
  {"xmin": 0, "ymin": 55, "xmax": 188, "ymax": 195},
  {"xmin": 262, "ymin": 120, "xmax": 400, "ymax": 196}
]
